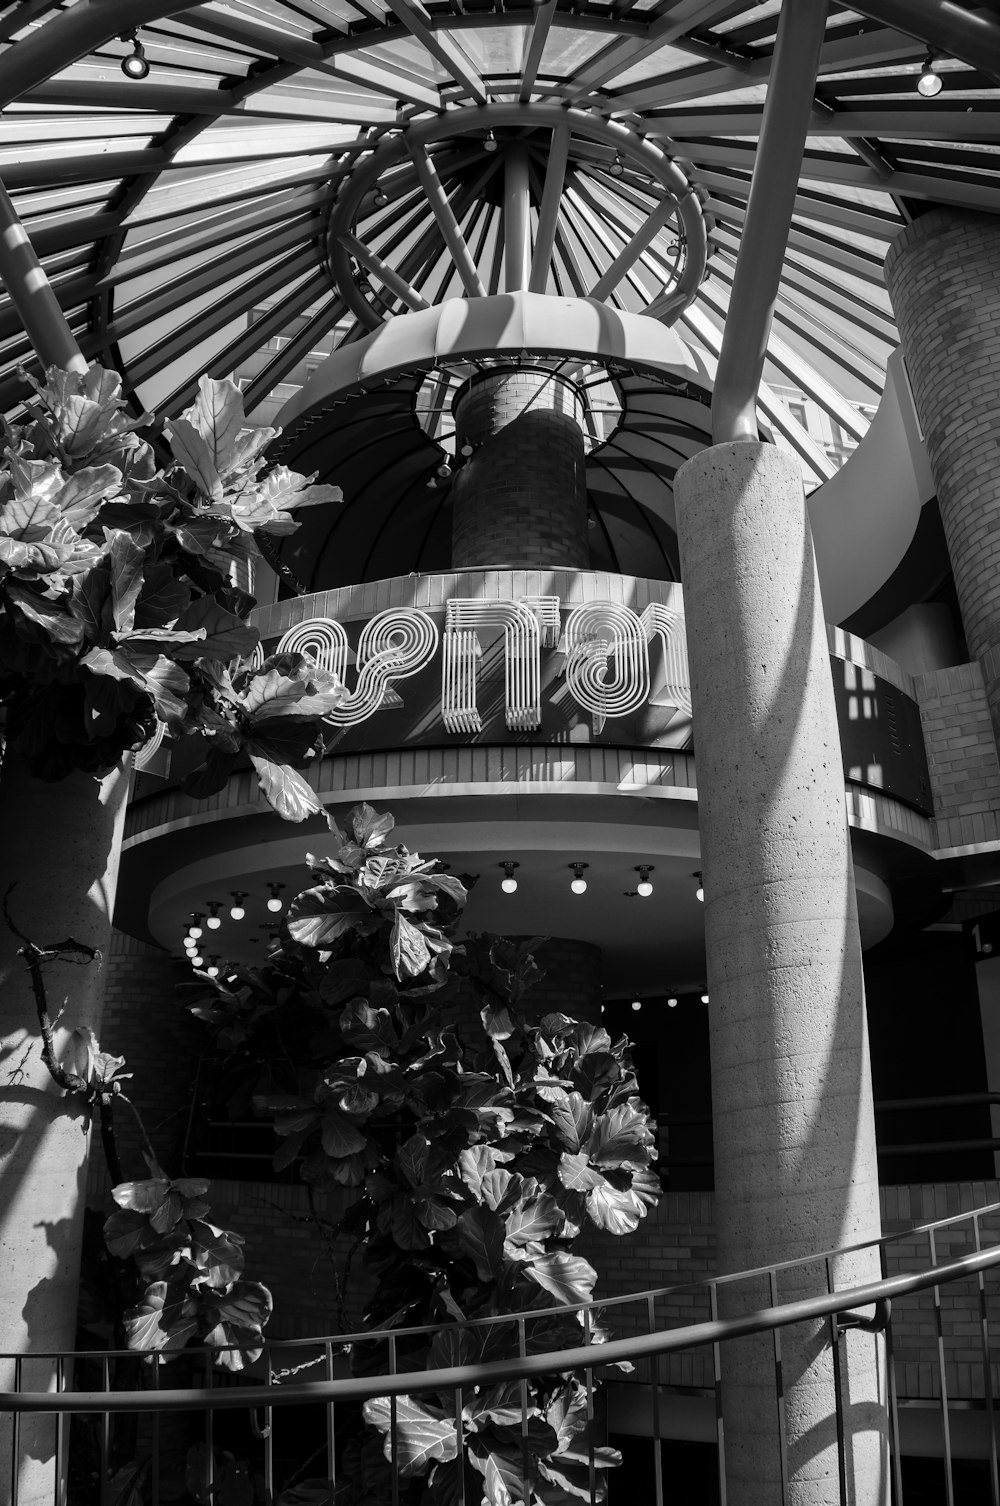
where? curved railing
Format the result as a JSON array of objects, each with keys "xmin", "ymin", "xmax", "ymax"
[{"xmin": 5, "ymin": 1201, "xmax": 1000, "ymax": 1505}]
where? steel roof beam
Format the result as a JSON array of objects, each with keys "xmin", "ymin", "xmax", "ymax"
[
  {"xmin": 0, "ymin": 179, "xmax": 87, "ymax": 373},
  {"xmin": 520, "ymin": 0, "xmax": 557, "ymax": 103},
  {"xmin": 712, "ymin": 0, "xmax": 829, "ymax": 445},
  {"xmin": 851, "ymin": 0, "xmax": 1000, "ymax": 86},
  {"xmin": 381, "ymin": 0, "xmax": 487, "ymax": 104}
]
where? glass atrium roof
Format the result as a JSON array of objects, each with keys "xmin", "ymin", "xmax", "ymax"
[{"xmin": 0, "ymin": 0, "xmax": 997, "ymax": 492}]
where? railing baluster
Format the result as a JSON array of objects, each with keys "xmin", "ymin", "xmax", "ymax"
[
  {"xmin": 768, "ymin": 1268, "xmax": 789, "ymax": 1506},
  {"xmin": 928, "ymin": 1229, "xmax": 955, "ymax": 1506},
  {"xmin": 204, "ymin": 1351, "xmax": 214, "ymax": 1499},
  {"xmin": 517, "ymin": 1316, "xmax": 530, "ymax": 1498},
  {"xmin": 100, "ymin": 1354, "xmax": 110, "ymax": 1506},
  {"xmin": 55, "ymin": 1354, "xmax": 67, "ymax": 1506},
  {"xmin": 582, "ymin": 1307, "xmax": 596, "ymax": 1506},
  {"xmin": 151, "ymin": 1355, "xmax": 161, "ymax": 1506},
  {"xmin": 326, "ymin": 1341, "xmax": 336, "ymax": 1499},
  {"xmin": 709, "ymin": 1281, "xmax": 727, "ymax": 1506},
  {"xmin": 454, "ymin": 1383, "xmax": 466, "ymax": 1506},
  {"xmin": 389, "ymin": 1334, "xmax": 399, "ymax": 1506},
  {"xmin": 973, "ymin": 1213, "xmax": 1000, "ymax": 1506},
  {"xmin": 647, "ymin": 1294, "xmax": 664, "ymax": 1506},
  {"xmin": 879, "ymin": 1241, "xmax": 904, "ymax": 1506},
  {"xmin": 826, "ymin": 1257, "xmax": 848, "ymax": 1506}
]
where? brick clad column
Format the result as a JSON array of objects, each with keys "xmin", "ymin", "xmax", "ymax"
[
  {"xmin": 884, "ymin": 210, "xmax": 1000, "ymax": 737},
  {"xmin": 450, "ymin": 368, "xmax": 589, "ymax": 568}
]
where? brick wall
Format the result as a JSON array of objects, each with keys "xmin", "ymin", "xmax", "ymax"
[
  {"xmin": 451, "ymin": 368, "xmax": 589, "ymax": 569},
  {"xmin": 88, "ymin": 930, "xmax": 203, "ymax": 1201},
  {"xmin": 578, "ymin": 1182, "xmax": 1000, "ymax": 1401},
  {"xmin": 885, "ymin": 210, "xmax": 1000, "ymax": 737},
  {"xmin": 912, "ymin": 661, "xmax": 1000, "ymax": 844}
]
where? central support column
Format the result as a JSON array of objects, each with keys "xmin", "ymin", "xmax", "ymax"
[
  {"xmin": 675, "ymin": 442, "xmax": 887, "ymax": 1505},
  {"xmin": 450, "ymin": 367, "xmax": 589, "ymax": 569}
]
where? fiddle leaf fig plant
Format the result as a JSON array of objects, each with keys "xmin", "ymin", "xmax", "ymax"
[
  {"xmin": 0, "ymin": 363, "xmax": 342, "ymax": 819},
  {"xmin": 186, "ymin": 803, "xmax": 661, "ymax": 1505}
]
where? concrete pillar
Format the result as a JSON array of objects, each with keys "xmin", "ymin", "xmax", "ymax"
[
  {"xmin": 450, "ymin": 368, "xmax": 589, "ymax": 569},
  {"xmin": 0, "ymin": 752, "xmax": 130, "ymax": 1505},
  {"xmin": 884, "ymin": 210, "xmax": 1000, "ymax": 737},
  {"xmin": 674, "ymin": 442, "xmax": 887, "ymax": 1505}
]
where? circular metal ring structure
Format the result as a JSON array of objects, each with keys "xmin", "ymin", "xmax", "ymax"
[{"xmin": 327, "ymin": 103, "xmax": 708, "ymax": 332}]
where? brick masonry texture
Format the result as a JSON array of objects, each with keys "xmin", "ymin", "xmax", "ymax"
[
  {"xmin": 451, "ymin": 368, "xmax": 589, "ymax": 569},
  {"xmin": 88, "ymin": 930, "xmax": 202, "ymax": 1203},
  {"xmin": 885, "ymin": 211, "xmax": 1000, "ymax": 738},
  {"xmin": 577, "ymin": 1183, "xmax": 1000, "ymax": 1401},
  {"xmin": 912, "ymin": 660, "xmax": 1000, "ymax": 825}
]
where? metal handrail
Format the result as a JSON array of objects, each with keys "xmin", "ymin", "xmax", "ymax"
[{"xmin": 5, "ymin": 1243, "xmax": 1000, "ymax": 1415}]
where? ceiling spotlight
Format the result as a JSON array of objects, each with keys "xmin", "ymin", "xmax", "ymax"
[
  {"xmin": 460, "ymin": 440, "xmax": 474, "ymax": 457},
  {"xmin": 635, "ymin": 865, "xmax": 654, "ymax": 898},
  {"xmin": 267, "ymin": 882, "xmax": 285, "ymax": 914},
  {"xmin": 667, "ymin": 996, "xmax": 678, "ymax": 1008},
  {"xmin": 500, "ymin": 861, "xmax": 520, "ymax": 895},
  {"xmin": 917, "ymin": 52, "xmax": 943, "ymax": 97},
  {"xmin": 609, "ymin": 154, "xmax": 625, "ymax": 177},
  {"xmin": 206, "ymin": 958, "xmax": 221, "ymax": 978},
  {"xmin": 694, "ymin": 871, "xmax": 704, "ymax": 903},
  {"xmin": 437, "ymin": 461, "xmax": 452, "ymax": 479},
  {"xmin": 570, "ymin": 862, "xmax": 589, "ymax": 895},
  {"xmin": 484, "ymin": 130, "xmax": 499, "ymax": 152},
  {"xmin": 373, "ymin": 188, "xmax": 389, "ymax": 207},
  {"xmin": 230, "ymin": 890, "xmax": 248, "ymax": 921},
  {"xmin": 631, "ymin": 998, "xmax": 642, "ymax": 1011},
  {"xmin": 120, "ymin": 33, "xmax": 150, "ymax": 81},
  {"xmin": 206, "ymin": 902, "xmax": 222, "ymax": 931},
  {"xmin": 187, "ymin": 913, "xmax": 204, "ymax": 941}
]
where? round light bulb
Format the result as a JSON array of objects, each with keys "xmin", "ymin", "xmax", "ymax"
[
  {"xmin": 188, "ymin": 924, "xmax": 203, "ymax": 940},
  {"xmin": 121, "ymin": 46, "xmax": 150, "ymax": 81},
  {"xmin": 501, "ymin": 876, "xmax": 518, "ymax": 894},
  {"xmin": 571, "ymin": 877, "xmax": 587, "ymax": 895},
  {"xmin": 207, "ymin": 915, "xmax": 222, "ymax": 930},
  {"xmin": 191, "ymin": 955, "xmax": 205, "ymax": 969},
  {"xmin": 695, "ymin": 884, "xmax": 704, "ymax": 903},
  {"xmin": 230, "ymin": 904, "xmax": 245, "ymax": 921},
  {"xmin": 631, "ymin": 999, "xmax": 642, "ymax": 1012},
  {"xmin": 637, "ymin": 878, "xmax": 653, "ymax": 897},
  {"xmin": 917, "ymin": 66, "xmax": 942, "ymax": 97},
  {"xmin": 701, "ymin": 993, "xmax": 710, "ymax": 1004},
  {"xmin": 667, "ymin": 996, "xmax": 678, "ymax": 1008},
  {"xmin": 267, "ymin": 896, "xmax": 283, "ymax": 913}
]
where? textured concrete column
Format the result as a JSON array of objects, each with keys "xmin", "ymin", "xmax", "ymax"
[
  {"xmin": 451, "ymin": 368, "xmax": 588, "ymax": 568},
  {"xmin": 884, "ymin": 210, "xmax": 1000, "ymax": 738},
  {"xmin": 674, "ymin": 442, "xmax": 887, "ymax": 1505},
  {"xmin": 0, "ymin": 753, "xmax": 130, "ymax": 1506}
]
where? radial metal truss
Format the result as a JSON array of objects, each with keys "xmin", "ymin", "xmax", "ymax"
[{"xmin": 0, "ymin": 0, "xmax": 997, "ymax": 464}]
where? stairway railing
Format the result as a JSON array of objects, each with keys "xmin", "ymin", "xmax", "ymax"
[{"xmin": 5, "ymin": 1201, "xmax": 1000, "ymax": 1505}]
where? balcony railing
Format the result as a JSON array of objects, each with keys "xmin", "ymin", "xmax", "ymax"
[{"xmin": 5, "ymin": 1203, "xmax": 1000, "ymax": 1506}]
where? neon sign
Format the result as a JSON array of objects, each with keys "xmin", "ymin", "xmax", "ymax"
[{"xmin": 270, "ymin": 598, "xmax": 692, "ymax": 734}]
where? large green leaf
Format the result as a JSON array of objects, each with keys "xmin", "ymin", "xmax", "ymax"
[
  {"xmin": 287, "ymin": 884, "xmax": 376, "ymax": 948},
  {"xmin": 557, "ymin": 1152, "xmax": 603, "ymax": 1194},
  {"xmin": 123, "ymin": 1278, "xmax": 199, "ymax": 1355},
  {"xmin": 249, "ymin": 755, "xmax": 326, "ymax": 824},
  {"xmin": 320, "ymin": 1106, "xmax": 368, "ymax": 1158},
  {"xmin": 165, "ymin": 416, "xmax": 222, "ymax": 502},
  {"xmin": 202, "ymin": 1279, "xmax": 273, "ymax": 1371},
  {"xmin": 108, "ymin": 529, "xmax": 144, "ymax": 633},
  {"xmin": 503, "ymin": 1192, "xmax": 564, "ymax": 1247},
  {"xmin": 5, "ymin": 583, "xmax": 85, "ymax": 644},
  {"xmin": 363, "ymin": 1393, "xmax": 458, "ymax": 1477},
  {"xmin": 395, "ymin": 1133, "xmax": 429, "ymax": 1189},
  {"xmin": 539, "ymin": 1089, "xmax": 592, "ymax": 1153},
  {"xmin": 587, "ymin": 1102, "xmax": 656, "ymax": 1170},
  {"xmin": 187, "ymin": 375, "xmax": 245, "ymax": 478},
  {"xmin": 524, "ymin": 1252, "xmax": 597, "ymax": 1306},
  {"xmin": 455, "ymin": 1205, "xmax": 505, "ymax": 1283},
  {"xmin": 172, "ymin": 596, "xmax": 259, "ymax": 661}
]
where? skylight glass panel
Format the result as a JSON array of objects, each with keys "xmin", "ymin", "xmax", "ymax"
[{"xmin": 611, "ymin": 45, "xmax": 708, "ymax": 89}]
